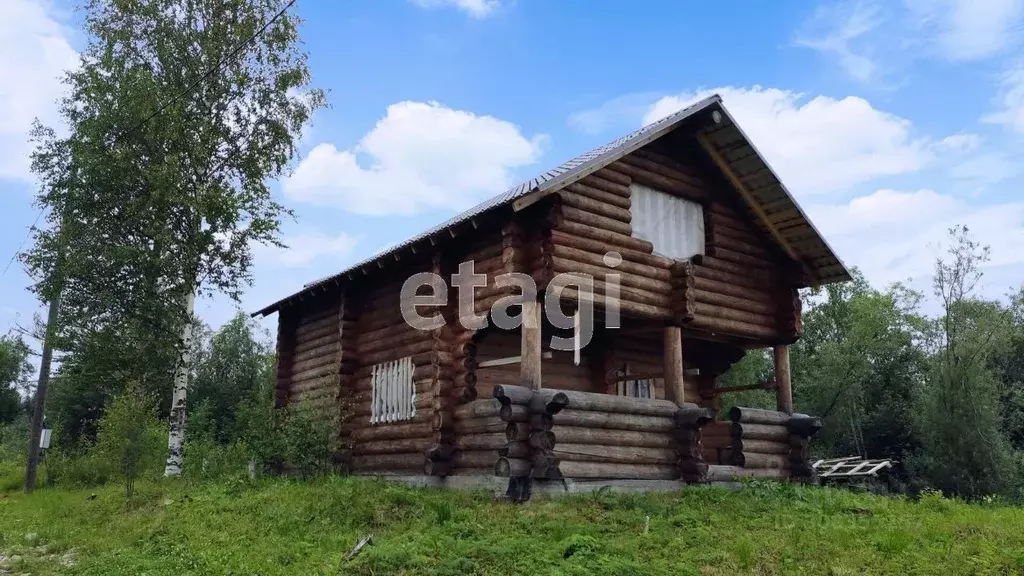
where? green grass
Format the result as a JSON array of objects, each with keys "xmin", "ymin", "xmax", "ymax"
[{"xmin": 0, "ymin": 475, "xmax": 1022, "ymax": 575}]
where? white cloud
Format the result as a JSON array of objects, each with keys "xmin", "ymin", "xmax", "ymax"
[
  {"xmin": 284, "ymin": 101, "xmax": 546, "ymax": 215},
  {"xmin": 567, "ymin": 92, "xmax": 664, "ymax": 135},
  {"xmin": 256, "ymin": 231, "xmax": 362, "ymax": 268},
  {"xmin": 0, "ymin": 0, "xmax": 77, "ymax": 182},
  {"xmin": 906, "ymin": 0, "xmax": 1024, "ymax": 61},
  {"xmin": 409, "ymin": 0, "xmax": 501, "ymax": 18},
  {"xmin": 795, "ymin": 1, "xmax": 884, "ymax": 82},
  {"xmin": 642, "ymin": 87, "xmax": 935, "ymax": 197},
  {"xmin": 983, "ymin": 65, "xmax": 1024, "ymax": 133},
  {"xmin": 808, "ymin": 188, "xmax": 1024, "ymax": 287}
]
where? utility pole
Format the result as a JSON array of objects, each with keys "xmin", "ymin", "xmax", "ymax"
[{"xmin": 26, "ymin": 287, "xmax": 61, "ymax": 492}]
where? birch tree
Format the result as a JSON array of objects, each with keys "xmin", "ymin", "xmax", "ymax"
[{"xmin": 23, "ymin": 0, "xmax": 324, "ymax": 476}]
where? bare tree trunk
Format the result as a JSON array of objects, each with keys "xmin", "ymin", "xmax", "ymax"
[
  {"xmin": 25, "ymin": 289, "xmax": 61, "ymax": 493},
  {"xmin": 164, "ymin": 289, "xmax": 196, "ymax": 477}
]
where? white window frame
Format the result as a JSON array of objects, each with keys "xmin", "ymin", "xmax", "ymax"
[{"xmin": 370, "ymin": 356, "xmax": 415, "ymax": 424}]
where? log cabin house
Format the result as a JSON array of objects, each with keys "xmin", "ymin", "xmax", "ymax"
[{"xmin": 254, "ymin": 95, "xmax": 850, "ymax": 495}]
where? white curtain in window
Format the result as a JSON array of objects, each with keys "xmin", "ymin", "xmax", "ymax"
[{"xmin": 630, "ymin": 183, "xmax": 705, "ymax": 260}]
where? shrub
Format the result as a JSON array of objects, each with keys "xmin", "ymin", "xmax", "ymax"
[{"xmin": 94, "ymin": 384, "xmax": 165, "ymax": 498}]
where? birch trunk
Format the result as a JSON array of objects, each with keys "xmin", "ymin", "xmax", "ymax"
[{"xmin": 164, "ymin": 289, "xmax": 196, "ymax": 477}]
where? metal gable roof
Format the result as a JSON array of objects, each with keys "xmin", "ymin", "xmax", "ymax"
[{"xmin": 254, "ymin": 94, "xmax": 850, "ymax": 316}]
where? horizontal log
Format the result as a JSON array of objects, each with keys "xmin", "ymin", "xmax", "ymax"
[
  {"xmin": 731, "ymin": 422, "xmax": 789, "ymax": 442},
  {"xmin": 550, "ymin": 425, "xmax": 674, "ymax": 448},
  {"xmin": 350, "ymin": 422, "xmax": 433, "ymax": 442},
  {"xmin": 452, "ymin": 450, "xmax": 498, "ymax": 470},
  {"xmin": 612, "ymin": 159, "xmax": 706, "ymax": 202},
  {"xmin": 689, "ymin": 315, "xmax": 780, "ymax": 340},
  {"xmin": 632, "ymin": 149, "xmax": 707, "ymax": 188},
  {"xmin": 557, "ymin": 461, "xmax": 680, "ymax": 480},
  {"xmin": 692, "ymin": 263, "xmax": 772, "ymax": 292},
  {"xmin": 453, "ymin": 416, "xmax": 506, "ymax": 434},
  {"xmin": 553, "ymin": 219, "xmax": 654, "ymax": 254},
  {"xmin": 693, "ymin": 302, "xmax": 777, "ymax": 328},
  {"xmin": 558, "ymin": 190, "xmax": 632, "ymax": 223},
  {"xmin": 454, "ymin": 399, "xmax": 501, "ymax": 420},
  {"xmin": 494, "ymin": 457, "xmax": 532, "ymax": 477},
  {"xmin": 293, "ymin": 332, "xmax": 339, "ymax": 356},
  {"xmin": 692, "ymin": 255, "xmax": 773, "ymax": 283},
  {"xmin": 711, "ymin": 230, "xmax": 771, "ymax": 260},
  {"xmin": 592, "ymin": 167, "xmax": 632, "ymax": 188},
  {"xmin": 290, "ymin": 340, "xmax": 337, "ymax": 362},
  {"xmin": 359, "ymin": 340, "xmax": 434, "ymax": 367},
  {"xmin": 549, "ymin": 263, "xmax": 673, "ymax": 308},
  {"xmin": 454, "ymin": 433, "xmax": 507, "ymax": 451},
  {"xmin": 706, "ymin": 246, "xmax": 773, "ymax": 270},
  {"xmin": 692, "ymin": 288, "xmax": 775, "ymax": 316},
  {"xmin": 705, "ymin": 465, "xmax": 791, "ymax": 482},
  {"xmin": 693, "ymin": 276, "xmax": 773, "ymax": 305},
  {"xmin": 289, "ymin": 362, "xmax": 337, "ymax": 385},
  {"xmin": 493, "ymin": 384, "xmax": 533, "ymax": 406},
  {"xmin": 566, "ymin": 181, "xmax": 631, "ymax": 208},
  {"xmin": 730, "ymin": 407, "xmax": 790, "ymax": 425},
  {"xmin": 732, "ymin": 438, "xmax": 790, "ymax": 455},
  {"xmin": 533, "ymin": 389, "xmax": 678, "ymax": 417},
  {"xmin": 550, "ymin": 409, "xmax": 675, "ymax": 432},
  {"xmin": 551, "ymin": 444, "xmax": 677, "ymax": 465},
  {"xmin": 294, "ymin": 313, "xmax": 340, "ymax": 338},
  {"xmin": 551, "ymin": 243, "xmax": 670, "ymax": 282},
  {"xmin": 352, "ymin": 438, "xmax": 435, "ymax": 455},
  {"xmin": 549, "ymin": 230, "xmax": 672, "ymax": 269},
  {"xmin": 734, "ymin": 451, "xmax": 790, "ymax": 470},
  {"xmin": 351, "ymin": 453, "xmax": 425, "ymax": 471},
  {"xmin": 559, "ymin": 205, "xmax": 633, "ymax": 237}
]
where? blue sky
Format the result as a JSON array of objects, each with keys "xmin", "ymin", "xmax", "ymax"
[{"xmin": 2, "ymin": 0, "xmax": 1024, "ymax": 339}]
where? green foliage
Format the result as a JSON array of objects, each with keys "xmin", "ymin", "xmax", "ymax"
[
  {"xmin": 93, "ymin": 385, "xmax": 166, "ymax": 499},
  {"xmin": 1, "ymin": 477, "xmax": 1024, "ymax": 574},
  {"xmin": 0, "ymin": 334, "xmax": 32, "ymax": 425},
  {"xmin": 0, "ymin": 415, "xmax": 30, "ymax": 464},
  {"xmin": 792, "ymin": 270, "xmax": 929, "ymax": 482},
  {"xmin": 190, "ymin": 312, "xmax": 274, "ymax": 443}
]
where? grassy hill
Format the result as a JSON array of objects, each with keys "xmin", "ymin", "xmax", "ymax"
[{"xmin": 0, "ymin": 474, "xmax": 1022, "ymax": 575}]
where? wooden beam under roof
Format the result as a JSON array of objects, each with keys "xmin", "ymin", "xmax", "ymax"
[{"xmin": 695, "ymin": 132, "xmax": 818, "ymax": 285}]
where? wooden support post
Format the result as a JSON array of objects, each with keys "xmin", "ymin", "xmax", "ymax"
[
  {"xmin": 663, "ymin": 326, "xmax": 685, "ymax": 405},
  {"xmin": 521, "ymin": 299, "xmax": 543, "ymax": 390},
  {"xmin": 774, "ymin": 345, "xmax": 793, "ymax": 414}
]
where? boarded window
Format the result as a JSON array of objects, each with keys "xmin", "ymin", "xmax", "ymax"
[
  {"xmin": 629, "ymin": 183, "xmax": 705, "ymax": 260},
  {"xmin": 370, "ymin": 356, "xmax": 415, "ymax": 423},
  {"xmin": 612, "ymin": 367, "xmax": 653, "ymax": 399}
]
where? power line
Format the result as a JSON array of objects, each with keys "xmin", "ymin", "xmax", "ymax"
[
  {"xmin": 113, "ymin": 0, "xmax": 298, "ymax": 146},
  {"xmin": 2, "ymin": 208, "xmax": 44, "ymax": 277}
]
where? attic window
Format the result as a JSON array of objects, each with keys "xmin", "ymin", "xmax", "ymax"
[
  {"xmin": 629, "ymin": 183, "xmax": 705, "ymax": 260},
  {"xmin": 370, "ymin": 357, "xmax": 415, "ymax": 423}
]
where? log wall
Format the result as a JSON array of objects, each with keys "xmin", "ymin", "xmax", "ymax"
[{"xmin": 532, "ymin": 142, "xmax": 803, "ymax": 345}]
